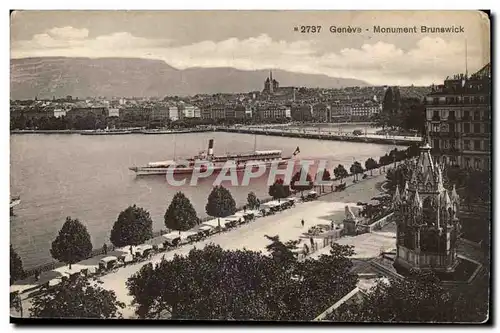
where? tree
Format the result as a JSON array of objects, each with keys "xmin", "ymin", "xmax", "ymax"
[
  {"xmin": 350, "ymin": 161, "xmax": 363, "ymax": 182},
  {"xmin": 264, "ymin": 234, "xmax": 299, "ymax": 264},
  {"xmin": 385, "ymin": 163, "xmax": 412, "ymax": 195},
  {"xmin": 164, "ymin": 192, "xmax": 199, "ymax": 231},
  {"xmin": 50, "ymin": 217, "xmax": 93, "ymax": 269},
  {"xmin": 10, "ymin": 245, "xmax": 24, "ymax": 284},
  {"xmin": 247, "ymin": 192, "xmax": 259, "ymax": 210},
  {"xmin": 110, "ymin": 205, "xmax": 153, "ymax": 248},
  {"xmin": 127, "ymin": 242, "xmax": 357, "ymax": 320},
  {"xmin": 290, "ymin": 170, "xmax": 313, "ymax": 198},
  {"xmin": 30, "ymin": 275, "xmax": 125, "ymax": 318},
  {"xmin": 205, "ymin": 186, "xmax": 237, "ymax": 227},
  {"xmin": 365, "ymin": 158, "xmax": 378, "ymax": 176},
  {"xmin": 330, "ymin": 270, "xmax": 489, "ymax": 323},
  {"xmin": 379, "ymin": 154, "xmax": 390, "ymax": 173},
  {"xmin": 268, "ymin": 178, "xmax": 291, "ymax": 202},
  {"xmin": 334, "ymin": 164, "xmax": 349, "ymax": 184}
]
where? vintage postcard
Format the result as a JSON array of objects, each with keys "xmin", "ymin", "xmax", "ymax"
[{"xmin": 10, "ymin": 10, "xmax": 491, "ymax": 323}]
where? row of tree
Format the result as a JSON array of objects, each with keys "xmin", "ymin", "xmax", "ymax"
[
  {"xmin": 10, "ymin": 113, "xmax": 293, "ymax": 131},
  {"xmin": 266, "ymin": 144, "xmax": 420, "ymax": 202},
  {"xmin": 11, "ymin": 143, "xmax": 421, "ymax": 284},
  {"xmin": 22, "ymin": 238, "xmax": 488, "ymax": 322},
  {"xmin": 10, "ymin": 185, "xmax": 240, "ymax": 283}
]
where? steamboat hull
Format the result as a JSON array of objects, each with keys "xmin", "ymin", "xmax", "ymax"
[{"xmin": 129, "ymin": 158, "xmax": 293, "ymax": 176}]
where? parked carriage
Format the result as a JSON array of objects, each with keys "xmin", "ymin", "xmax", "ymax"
[
  {"xmin": 162, "ymin": 232, "xmax": 182, "ymax": 247},
  {"xmin": 99, "ymin": 256, "xmax": 120, "ymax": 271},
  {"xmin": 304, "ymin": 191, "xmax": 318, "ymax": 201},
  {"xmin": 134, "ymin": 245, "xmax": 154, "ymax": 258}
]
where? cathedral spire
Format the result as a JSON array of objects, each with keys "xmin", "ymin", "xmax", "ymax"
[
  {"xmin": 442, "ymin": 190, "xmax": 452, "ymax": 209},
  {"xmin": 402, "ymin": 181, "xmax": 409, "ymax": 199},
  {"xmin": 450, "ymin": 184, "xmax": 460, "ymax": 202},
  {"xmin": 412, "ymin": 189, "xmax": 422, "ymax": 209},
  {"xmin": 392, "ymin": 185, "xmax": 402, "ymax": 208}
]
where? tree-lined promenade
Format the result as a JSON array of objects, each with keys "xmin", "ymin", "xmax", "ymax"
[
  {"xmin": 10, "ymin": 143, "xmax": 489, "ymax": 321},
  {"xmin": 11, "ymin": 144, "xmax": 421, "ymax": 282},
  {"xmin": 11, "ymin": 165, "xmax": 489, "ymax": 322}
]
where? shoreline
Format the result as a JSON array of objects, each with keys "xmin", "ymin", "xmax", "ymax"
[
  {"xmin": 15, "ymin": 164, "xmax": 393, "ymax": 279},
  {"xmin": 11, "ymin": 127, "xmax": 421, "ymax": 146}
]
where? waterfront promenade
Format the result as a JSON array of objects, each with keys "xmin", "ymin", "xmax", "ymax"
[
  {"xmin": 10, "ymin": 125, "xmax": 422, "ymax": 146},
  {"xmin": 99, "ymin": 173, "xmax": 389, "ymax": 318},
  {"xmin": 12, "ymin": 172, "xmax": 390, "ymax": 318},
  {"xmin": 218, "ymin": 126, "xmax": 421, "ymax": 146}
]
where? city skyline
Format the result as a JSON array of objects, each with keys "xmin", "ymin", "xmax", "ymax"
[{"xmin": 11, "ymin": 11, "xmax": 490, "ymax": 86}]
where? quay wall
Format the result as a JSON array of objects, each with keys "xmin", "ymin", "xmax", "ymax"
[{"xmin": 216, "ymin": 127, "xmax": 420, "ymax": 146}]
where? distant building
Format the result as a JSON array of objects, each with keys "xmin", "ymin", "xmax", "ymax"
[
  {"xmin": 66, "ymin": 107, "xmax": 107, "ymax": 118},
  {"xmin": 168, "ymin": 106, "xmax": 179, "ymax": 121},
  {"xmin": 350, "ymin": 102, "xmax": 381, "ymax": 117},
  {"xmin": 108, "ymin": 108, "xmax": 120, "ymax": 117},
  {"xmin": 330, "ymin": 103, "xmax": 352, "ymax": 117},
  {"xmin": 53, "ymin": 108, "xmax": 67, "ymax": 118},
  {"xmin": 263, "ymin": 70, "xmax": 279, "ymax": 94},
  {"xmin": 291, "ymin": 104, "xmax": 313, "ymax": 121},
  {"xmin": 262, "ymin": 71, "xmax": 296, "ymax": 101},
  {"xmin": 182, "ymin": 105, "xmax": 201, "ymax": 118},
  {"xmin": 245, "ymin": 106, "xmax": 253, "ymax": 118},
  {"xmin": 257, "ymin": 104, "xmax": 288, "ymax": 119},
  {"xmin": 425, "ymin": 63, "xmax": 491, "ymax": 170}
]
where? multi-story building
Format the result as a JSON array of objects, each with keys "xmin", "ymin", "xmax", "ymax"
[
  {"xmin": 330, "ymin": 103, "xmax": 352, "ymax": 117},
  {"xmin": 66, "ymin": 107, "xmax": 108, "ymax": 118},
  {"xmin": 200, "ymin": 105, "xmax": 226, "ymax": 120},
  {"xmin": 350, "ymin": 102, "xmax": 381, "ymax": 117},
  {"xmin": 108, "ymin": 108, "xmax": 120, "ymax": 117},
  {"xmin": 201, "ymin": 106, "xmax": 212, "ymax": 120},
  {"xmin": 168, "ymin": 106, "xmax": 179, "ymax": 121},
  {"xmin": 151, "ymin": 107, "xmax": 169, "ymax": 121},
  {"xmin": 291, "ymin": 104, "xmax": 313, "ymax": 121},
  {"xmin": 182, "ymin": 105, "xmax": 201, "ymax": 118},
  {"xmin": 257, "ymin": 104, "xmax": 288, "ymax": 119},
  {"xmin": 425, "ymin": 63, "xmax": 491, "ymax": 170},
  {"xmin": 53, "ymin": 108, "xmax": 67, "ymax": 118}
]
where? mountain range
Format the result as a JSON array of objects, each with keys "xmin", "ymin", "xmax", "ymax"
[{"xmin": 10, "ymin": 57, "xmax": 369, "ymax": 100}]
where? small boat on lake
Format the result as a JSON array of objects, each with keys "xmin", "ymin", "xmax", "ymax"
[
  {"xmin": 80, "ymin": 129, "xmax": 132, "ymax": 135},
  {"xmin": 10, "ymin": 195, "xmax": 20, "ymax": 216}
]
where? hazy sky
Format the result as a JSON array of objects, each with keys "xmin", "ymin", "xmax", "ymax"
[{"xmin": 10, "ymin": 11, "xmax": 490, "ymax": 86}]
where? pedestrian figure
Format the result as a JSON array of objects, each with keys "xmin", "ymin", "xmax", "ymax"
[
  {"xmin": 103, "ymin": 243, "xmax": 108, "ymax": 255},
  {"xmin": 310, "ymin": 237, "xmax": 314, "ymax": 250},
  {"xmin": 301, "ymin": 219, "xmax": 305, "ymax": 227},
  {"xmin": 129, "ymin": 245, "xmax": 133, "ymax": 255},
  {"xmin": 304, "ymin": 243, "xmax": 309, "ymax": 255},
  {"xmin": 331, "ymin": 221, "xmax": 334, "ymax": 229},
  {"xmin": 34, "ymin": 269, "xmax": 40, "ymax": 282}
]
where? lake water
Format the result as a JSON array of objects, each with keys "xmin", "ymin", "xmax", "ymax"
[{"xmin": 10, "ymin": 131, "xmax": 400, "ymax": 269}]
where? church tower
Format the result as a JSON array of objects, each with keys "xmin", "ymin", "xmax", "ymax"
[
  {"xmin": 393, "ymin": 143, "xmax": 461, "ymax": 273},
  {"xmin": 269, "ymin": 70, "xmax": 274, "ymax": 94}
]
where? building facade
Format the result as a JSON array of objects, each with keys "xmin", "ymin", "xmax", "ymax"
[
  {"xmin": 425, "ymin": 63, "xmax": 491, "ymax": 170},
  {"xmin": 168, "ymin": 106, "xmax": 179, "ymax": 121}
]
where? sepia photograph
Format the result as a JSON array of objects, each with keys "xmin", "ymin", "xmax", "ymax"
[{"xmin": 9, "ymin": 10, "xmax": 491, "ymax": 323}]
